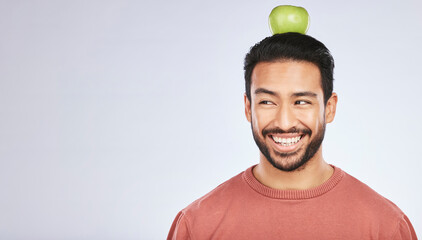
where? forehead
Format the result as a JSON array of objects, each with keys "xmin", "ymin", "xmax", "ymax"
[{"xmin": 251, "ymin": 61, "xmax": 323, "ymax": 95}]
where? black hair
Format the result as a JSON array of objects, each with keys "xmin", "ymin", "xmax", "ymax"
[{"xmin": 244, "ymin": 32, "xmax": 334, "ymax": 105}]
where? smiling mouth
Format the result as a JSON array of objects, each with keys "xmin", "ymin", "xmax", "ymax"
[{"xmin": 270, "ymin": 135, "xmax": 303, "ymax": 146}]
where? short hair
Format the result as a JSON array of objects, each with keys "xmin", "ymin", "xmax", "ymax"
[{"xmin": 244, "ymin": 32, "xmax": 335, "ymax": 105}]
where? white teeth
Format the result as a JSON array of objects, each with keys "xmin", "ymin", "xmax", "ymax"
[{"xmin": 271, "ymin": 136, "xmax": 302, "ymax": 146}]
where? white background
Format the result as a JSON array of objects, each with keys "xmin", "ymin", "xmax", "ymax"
[{"xmin": 1, "ymin": 0, "xmax": 421, "ymax": 239}]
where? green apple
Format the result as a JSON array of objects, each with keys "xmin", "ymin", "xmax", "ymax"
[{"xmin": 268, "ymin": 5, "xmax": 310, "ymax": 35}]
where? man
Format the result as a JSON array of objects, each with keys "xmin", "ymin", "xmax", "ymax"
[{"xmin": 167, "ymin": 33, "xmax": 417, "ymax": 239}]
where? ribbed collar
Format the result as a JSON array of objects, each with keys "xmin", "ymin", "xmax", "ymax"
[{"xmin": 242, "ymin": 165, "xmax": 344, "ymax": 199}]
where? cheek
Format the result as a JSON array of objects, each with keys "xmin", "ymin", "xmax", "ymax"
[
  {"xmin": 297, "ymin": 109, "xmax": 324, "ymax": 129},
  {"xmin": 252, "ymin": 108, "xmax": 275, "ymax": 131}
]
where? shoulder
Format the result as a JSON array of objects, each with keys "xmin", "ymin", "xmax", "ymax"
[
  {"xmin": 168, "ymin": 170, "xmax": 249, "ymax": 239},
  {"xmin": 327, "ymin": 168, "xmax": 417, "ymax": 238},
  {"xmin": 340, "ymin": 171, "xmax": 403, "ymax": 215},
  {"xmin": 182, "ymin": 170, "xmax": 246, "ymax": 217},
  {"xmin": 339, "ymin": 171, "xmax": 416, "ymax": 236}
]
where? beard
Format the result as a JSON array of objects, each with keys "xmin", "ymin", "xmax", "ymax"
[{"xmin": 251, "ymin": 121, "xmax": 326, "ymax": 172}]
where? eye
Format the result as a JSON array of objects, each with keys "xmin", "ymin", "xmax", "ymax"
[
  {"xmin": 259, "ymin": 100, "xmax": 274, "ymax": 105},
  {"xmin": 295, "ymin": 100, "xmax": 310, "ymax": 105}
]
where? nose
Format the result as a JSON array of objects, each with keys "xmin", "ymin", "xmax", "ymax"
[{"xmin": 274, "ymin": 105, "xmax": 298, "ymax": 131}]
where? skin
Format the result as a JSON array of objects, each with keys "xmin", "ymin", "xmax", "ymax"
[{"xmin": 244, "ymin": 60, "xmax": 338, "ymax": 190}]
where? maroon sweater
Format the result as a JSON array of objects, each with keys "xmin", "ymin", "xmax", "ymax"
[{"xmin": 168, "ymin": 166, "xmax": 417, "ymax": 240}]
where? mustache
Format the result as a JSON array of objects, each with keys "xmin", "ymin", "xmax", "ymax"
[{"xmin": 262, "ymin": 127, "xmax": 312, "ymax": 136}]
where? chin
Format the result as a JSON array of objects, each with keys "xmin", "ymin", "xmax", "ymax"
[
  {"xmin": 267, "ymin": 148, "xmax": 313, "ymax": 172},
  {"xmin": 269, "ymin": 158, "xmax": 309, "ymax": 172}
]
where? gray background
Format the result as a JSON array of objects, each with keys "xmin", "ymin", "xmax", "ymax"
[{"xmin": 1, "ymin": 0, "xmax": 421, "ymax": 239}]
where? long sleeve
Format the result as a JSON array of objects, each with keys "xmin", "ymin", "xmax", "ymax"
[{"xmin": 167, "ymin": 211, "xmax": 191, "ymax": 240}]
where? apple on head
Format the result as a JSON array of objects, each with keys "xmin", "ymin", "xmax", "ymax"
[{"xmin": 268, "ymin": 5, "xmax": 310, "ymax": 35}]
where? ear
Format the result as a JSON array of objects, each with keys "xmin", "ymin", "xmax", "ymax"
[
  {"xmin": 244, "ymin": 93, "xmax": 252, "ymax": 123},
  {"xmin": 325, "ymin": 92, "xmax": 338, "ymax": 123}
]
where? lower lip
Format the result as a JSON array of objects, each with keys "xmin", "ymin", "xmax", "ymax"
[{"xmin": 270, "ymin": 135, "xmax": 303, "ymax": 153}]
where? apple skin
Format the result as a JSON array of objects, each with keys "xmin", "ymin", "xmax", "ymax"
[{"xmin": 269, "ymin": 5, "xmax": 310, "ymax": 35}]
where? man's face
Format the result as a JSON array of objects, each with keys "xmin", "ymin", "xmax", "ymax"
[{"xmin": 244, "ymin": 61, "xmax": 337, "ymax": 172}]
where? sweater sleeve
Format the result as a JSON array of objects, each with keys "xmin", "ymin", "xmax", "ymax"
[
  {"xmin": 392, "ymin": 214, "xmax": 418, "ymax": 240},
  {"xmin": 167, "ymin": 211, "xmax": 191, "ymax": 240}
]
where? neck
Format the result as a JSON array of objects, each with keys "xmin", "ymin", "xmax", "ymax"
[{"xmin": 252, "ymin": 149, "xmax": 333, "ymax": 190}]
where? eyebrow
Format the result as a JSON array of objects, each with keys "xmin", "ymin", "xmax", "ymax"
[
  {"xmin": 254, "ymin": 88, "xmax": 318, "ymax": 98},
  {"xmin": 254, "ymin": 88, "xmax": 279, "ymax": 97},
  {"xmin": 292, "ymin": 91, "xmax": 318, "ymax": 98}
]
